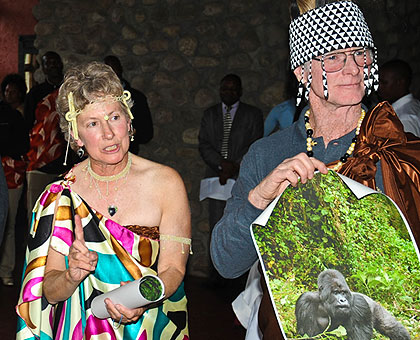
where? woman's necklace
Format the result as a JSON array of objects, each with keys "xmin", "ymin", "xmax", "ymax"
[
  {"xmin": 87, "ymin": 153, "xmax": 132, "ymax": 182},
  {"xmin": 87, "ymin": 153, "xmax": 132, "ymax": 216},
  {"xmin": 304, "ymin": 109, "xmax": 366, "ymax": 172}
]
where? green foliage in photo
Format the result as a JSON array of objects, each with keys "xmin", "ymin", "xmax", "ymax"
[{"xmin": 253, "ymin": 171, "xmax": 420, "ymax": 338}]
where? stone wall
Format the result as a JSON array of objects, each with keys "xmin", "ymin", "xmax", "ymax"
[{"xmin": 32, "ymin": 0, "xmax": 420, "ymax": 277}]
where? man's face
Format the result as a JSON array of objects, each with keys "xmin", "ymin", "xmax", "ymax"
[
  {"xmin": 220, "ymin": 80, "xmax": 242, "ymax": 106},
  {"xmin": 306, "ymin": 47, "xmax": 366, "ymax": 108},
  {"xmin": 42, "ymin": 54, "xmax": 63, "ymax": 78},
  {"xmin": 378, "ymin": 69, "xmax": 399, "ymax": 103}
]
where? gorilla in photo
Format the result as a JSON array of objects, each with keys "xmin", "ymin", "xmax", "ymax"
[{"xmin": 295, "ymin": 269, "xmax": 410, "ymax": 340}]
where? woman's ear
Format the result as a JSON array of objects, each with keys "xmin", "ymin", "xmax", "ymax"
[
  {"xmin": 75, "ymin": 138, "xmax": 84, "ymax": 148},
  {"xmin": 68, "ymin": 126, "xmax": 84, "ymax": 147},
  {"xmin": 71, "ymin": 130, "xmax": 84, "ymax": 147}
]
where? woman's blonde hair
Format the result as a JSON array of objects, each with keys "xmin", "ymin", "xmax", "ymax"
[{"xmin": 56, "ymin": 61, "xmax": 133, "ymax": 150}]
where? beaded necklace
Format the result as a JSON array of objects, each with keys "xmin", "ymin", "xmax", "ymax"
[
  {"xmin": 304, "ymin": 109, "xmax": 365, "ymax": 172},
  {"xmin": 86, "ymin": 153, "xmax": 132, "ymax": 216},
  {"xmin": 87, "ymin": 153, "xmax": 132, "ymax": 182}
]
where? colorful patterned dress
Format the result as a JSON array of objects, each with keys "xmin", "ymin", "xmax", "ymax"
[{"xmin": 16, "ymin": 177, "xmax": 189, "ymax": 340}]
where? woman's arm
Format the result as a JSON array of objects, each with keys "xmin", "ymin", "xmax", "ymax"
[{"xmin": 156, "ymin": 167, "xmax": 191, "ymax": 296}]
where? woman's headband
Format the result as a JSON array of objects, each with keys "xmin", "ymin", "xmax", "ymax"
[
  {"xmin": 289, "ymin": 1, "xmax": 375, "ymax": 70},
  {"xmin": 65, "ymin": 90, "xmax": 134, "ymax": 140},
  {"xmin": 62, "ymin": 90, "xmax": 134, "ymax": 165}
]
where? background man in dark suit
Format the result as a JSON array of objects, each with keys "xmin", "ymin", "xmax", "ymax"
[{"xmin": 199, "ymin": 73, "xmax": 263, "ymax": 280}]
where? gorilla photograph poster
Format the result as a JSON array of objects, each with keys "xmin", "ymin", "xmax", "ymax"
[{"xmin": 251, "ymin": 171, "xmax": 419, "ymax": 339}]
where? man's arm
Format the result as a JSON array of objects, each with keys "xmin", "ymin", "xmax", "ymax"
[
  {"xmin": 210, "ymin": 145, "xmax": 264, "ymax": 278},
  {"xmin": 399, "ymin": 114, "xmax": 420, "ymax": 137},
  {"xmin": 232, "ymin": 106, "xmax": 264, "ymax": 166},
  {"xmin": 198, "ymin": 108, "xmax": 223, "ymax": 173},
  {"xmin": 250, "ymin": 108, "xmax": 264, "ymax": 146}
]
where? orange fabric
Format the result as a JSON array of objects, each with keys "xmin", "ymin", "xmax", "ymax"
[
  {"xmin": 329, "ymin": 102, "xmax": 420, "ymax": 245},
  {"xmin": 1, "ymin": 156, "xmax": 27, "ymax": 188},
  {"xmin": 26, "ymin": 90, "xmax": 65, "ymax": 172}
]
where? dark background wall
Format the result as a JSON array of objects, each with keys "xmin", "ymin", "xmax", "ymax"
[{"xmin": 3, "ymin": 0, "xmax": 420, "ymax": 276}]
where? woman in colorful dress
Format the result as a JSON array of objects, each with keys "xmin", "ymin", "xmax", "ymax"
[{"xmin": 16, "ymin": 61, "xmax": 191, "ymax": 339}]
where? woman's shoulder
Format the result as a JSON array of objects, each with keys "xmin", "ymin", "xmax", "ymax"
[
  {"xmin": 62, "ymin": 160, "xmax": 88, "ymax": 188},
  {"xmin": 131, "ymin": 154, "xmax": 183, "ymax": 185}
]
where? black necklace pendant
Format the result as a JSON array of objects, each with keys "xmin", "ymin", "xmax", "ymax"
[{"xmin": 108, "ymin": 205, "xmax": 118, "ymax": 216}]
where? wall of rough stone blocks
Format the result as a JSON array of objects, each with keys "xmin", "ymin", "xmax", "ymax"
[{"xmin": 32, "ymin": 0, "xmax": 420, "ymax": 277}]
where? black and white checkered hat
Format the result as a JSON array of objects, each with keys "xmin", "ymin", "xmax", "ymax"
[{"xmin": 289, "ymin": 1, "xmax": 375, "ymax": 70}]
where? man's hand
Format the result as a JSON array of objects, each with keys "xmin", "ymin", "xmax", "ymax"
[
  {"xmin": 219, "ymin": 160, "xmax": 240, "ymax": 185},
  {"xmin": 248, "ymin": 153, "xmax": 328, "ymax": 210}
]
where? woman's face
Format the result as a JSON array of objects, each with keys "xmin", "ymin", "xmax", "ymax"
[
  {"xmin": 4, "ymin": 83, "xmax": 23, "ymax": 106},
  {"xmin": 300, "ymin": 47, "xmax": 367, "ymax": 108},
  {"xmin": 76, "ymin": 100, "xmax": 131, "ymax": 165}
]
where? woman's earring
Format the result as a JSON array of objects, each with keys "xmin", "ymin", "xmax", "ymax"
[{"xmin": 77, "ymin": 147, "xmax": 85, "ymax": 158}]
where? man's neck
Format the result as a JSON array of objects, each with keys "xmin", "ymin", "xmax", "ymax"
[
  {"xmin": 222, "ymin": 101, "xmax": 239, "ymax": 108},
  {"xmin": 45, "ymin": 75, "xmax": 63, "ymax": 87},
  {"xmin": 309, "ymin": 100, "xmax": 362, "ymax": 147}
]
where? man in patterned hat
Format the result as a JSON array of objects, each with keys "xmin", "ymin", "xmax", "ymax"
[{"xmin": 210, "ymin": 0, "xmax": 420, "ymax": 338}]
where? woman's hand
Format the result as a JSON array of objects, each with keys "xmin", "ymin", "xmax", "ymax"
[
  {"xmin": 104, "ymin": 281, "xmax": 146, "ymax": 324},
  {"xmin": 44, "ymin": 214, "xmax": 98, "ymax": 304},
  {"xmin": 67, "ymin": 214, "xmax": 98, "ymax": 283},
  {"xmin": 248, "ymin": 153, "xmax": 328, "ymax": 210}
]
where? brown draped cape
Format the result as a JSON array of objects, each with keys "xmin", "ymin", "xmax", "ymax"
[{"xmin": 258, "ymin": 102, "xmax": 420, "ymax": 339}]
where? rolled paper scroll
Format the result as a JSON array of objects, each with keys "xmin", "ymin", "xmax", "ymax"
[{"xmin": 92, "ymin": 275, "xmax": 165, "ymax": 319}]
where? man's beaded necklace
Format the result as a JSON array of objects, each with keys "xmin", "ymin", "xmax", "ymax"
[{"xmin": 304, "ymin": 109, "xmax": 366, "ymax": 172}]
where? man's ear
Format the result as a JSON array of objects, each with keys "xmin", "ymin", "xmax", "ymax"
[{"xmin": 294, "ymin": 66, "xmax": 303, "ymax": 82}]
